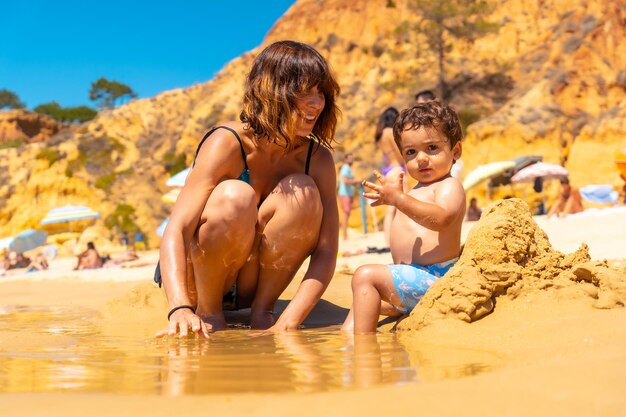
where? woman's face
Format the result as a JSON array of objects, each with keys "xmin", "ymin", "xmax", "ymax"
[{"xmin": 294, "ymin": 85, "xmax": 325, "ymax": 137}]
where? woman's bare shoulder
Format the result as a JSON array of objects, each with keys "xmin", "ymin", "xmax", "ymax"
[{"xmin": 193, "ymin": 121, "xmax": 250, "ymax": 174}]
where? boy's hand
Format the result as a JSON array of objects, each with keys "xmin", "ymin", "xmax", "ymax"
[{"xmin": 363, "ymin": 170, "xmax": 404, "ymax": 207}]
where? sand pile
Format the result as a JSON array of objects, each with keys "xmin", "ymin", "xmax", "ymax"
[{"xmin": 399, "ymin": 199, "xmax": 626, "ymax": 331}]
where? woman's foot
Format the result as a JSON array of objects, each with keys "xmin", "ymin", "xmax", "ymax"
[{"xmin": 251, "ymin": 310, "xmax": 275, "ymax": 329}]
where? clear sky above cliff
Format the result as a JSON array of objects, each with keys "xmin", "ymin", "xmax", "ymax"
[{"xmin": 0, "ymin": 0, "xmax": 295, "ymax": 109}]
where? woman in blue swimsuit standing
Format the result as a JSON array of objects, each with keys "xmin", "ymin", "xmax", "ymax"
[{"xmin": 156, "ymin": 41, "xmax": 341, "ymax": 337}]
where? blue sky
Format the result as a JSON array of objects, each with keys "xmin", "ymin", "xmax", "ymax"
[{"xmin": 0, "ymin": 1, "xmax": 295, "ymax": 109}]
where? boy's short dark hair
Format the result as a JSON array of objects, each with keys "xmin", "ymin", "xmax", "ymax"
[{"xmin": 392, "ymin": 101, "xmax": 463, "ymax": 150}]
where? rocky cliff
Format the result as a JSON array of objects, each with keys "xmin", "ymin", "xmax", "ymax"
[{"xmin": 1, "ymin": 0, "xmax": 624, "ymax": 243}]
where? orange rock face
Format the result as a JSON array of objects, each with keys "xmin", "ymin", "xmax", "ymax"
[
  {"xmin": 0, "ymin": 110, "xmax": 62, "ymax": 144},
  {"xmin": 1, "ymin": 0, "xmax": 625, "ymax": 240}
]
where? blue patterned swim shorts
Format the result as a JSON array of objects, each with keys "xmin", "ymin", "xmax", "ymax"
[{"xmin": 389, "ymin": 258, "xmax": 458, "ymax": 314}]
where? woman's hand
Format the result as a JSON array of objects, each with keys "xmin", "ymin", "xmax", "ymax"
[
  {"xmin": 155, "ymin": 308, "xmax": 210, "ymax": 339},
  {"xmin": 362, "ymin": 170, "xmax": 404, "ymax": 207}
]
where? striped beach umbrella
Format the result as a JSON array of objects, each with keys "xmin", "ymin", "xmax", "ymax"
[
  {"xmin": 463, "ymin": 161, "xmax": 516, "ymax": 191},
  {"xmin": 166, "ymin": 168, "xmax": 191, "ymax": 187},
  {"xmin": 40, "ymin": 205, "xmax": 100, "ymax": 231},
  {"xmin": 511, "ymin": 162, "xmax": 569, "ymax": 183},
  {"xmin": 162, "ymin": 188, "xmax": 181, "ymax": 203}
]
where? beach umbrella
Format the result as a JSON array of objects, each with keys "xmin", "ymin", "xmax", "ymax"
[
  {"xmin": 162, "ymin": 188, "xmax": 181, "ymax": 203},
  {"xmin": 166, "ymin": 168, "xmax": 191, "ymax": 187},
  {"xmin": 157, "ymin": 218, "xmax": 169, "ymax": 237},
  {"xmin": 40, "ymin": 205, "xmax": 101, "ymax": 231},
  {"xmin": 463, "ymin": 161, "xmax": 516, "ymax": 190},
  {"xmin": 511, "ymin": 162, "xmax": 569, "ymax": 183},
  {"xmin": 488, "ymin": 155, "xmax": 543, "ymax": 187},
  {"xmin": 8, "ymin": 229, "xmax": 48, "ymax": 253}
]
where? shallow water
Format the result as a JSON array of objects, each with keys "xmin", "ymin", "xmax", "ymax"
[{"xmin": 0, "ymin": 305, "xmax": 490, "ymax": 395}]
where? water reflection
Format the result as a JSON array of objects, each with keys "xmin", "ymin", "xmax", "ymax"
[
  {"xmin": 156, "ymin": 329, "xmax": 417, "ymax": 394},
  {"xmin": 0, "ymin": 306, "xmax": 418, "ymax": 395}
]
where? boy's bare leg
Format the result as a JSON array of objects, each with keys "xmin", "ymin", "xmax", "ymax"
[
  {"xmin": 351, "ymin": 264, "xmax": 403, "ymax": 333},
  {"xmin": 247, "ymin": 174, "xmax": 323, "ymax": 329},
  {"xmin": 191, "ymin": 180, "xmax": 257, "ymax": 331},
  {"xmin": 341, "ymin": 298, "xmax": 402, "ymax": 333}
]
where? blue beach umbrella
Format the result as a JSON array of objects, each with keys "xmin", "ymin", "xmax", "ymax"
[
  {"xmin": 8, "ymin": 229, "xmax": 48, "ymax": 253},
  {"xmin": 166, "ymin": 168, "xmax": 191, "ymax": 187}
]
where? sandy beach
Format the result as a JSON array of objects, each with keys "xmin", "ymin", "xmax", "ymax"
[{"xmin": 1, "ymin": 202, "xmax": 626, "ymax": 417}]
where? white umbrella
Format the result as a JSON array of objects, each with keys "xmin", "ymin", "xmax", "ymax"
[
  {"xmin": 0, "ymin": 236, "xmax": 13, "ymax": 251},
  {"xmin": 463, "ymin": 161, "xmax": 516, "ymax": 190},
  {"xmin": 511, "ymin": 162, "xmax": 569, "ymax": 183},
  {"xmin": 166, "ymin": 168, "xmax": 190, "ymax": 187}
]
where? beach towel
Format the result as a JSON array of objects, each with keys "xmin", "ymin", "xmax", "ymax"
[{"xmin": 579, "ymin": 184, "xmax": 618, "ymax": 204}]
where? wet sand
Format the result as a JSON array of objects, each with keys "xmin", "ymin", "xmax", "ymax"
[{"xmin": 1, "ymin": 203, "xmax": 626, "ymax": 416}]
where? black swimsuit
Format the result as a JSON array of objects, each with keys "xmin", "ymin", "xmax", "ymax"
[
  {"xmin": 193, "ymin": 125, "xmax": 316, "ymax": 183},
  {"xmin": 154, "ymin": 127, "xmax": 317, "ymax": 287}
]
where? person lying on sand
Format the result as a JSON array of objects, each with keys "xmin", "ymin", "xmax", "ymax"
[
  {"xmin": 26, "ymin": 253, "xmax": 49, "ymax": 272},
  {"xmin": 342, "ymin": 101, "xmax": 466, "ymax": 333}
]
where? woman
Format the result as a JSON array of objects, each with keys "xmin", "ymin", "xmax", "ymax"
[
  {"xmin": 157, "ymin": 41, "xmax": 341, "ymax": 337},
  {"xmin": 374, "ymin": 107, "xmax": 403, "ymax": 244}
]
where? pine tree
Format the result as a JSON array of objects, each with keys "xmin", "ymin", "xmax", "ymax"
[{"xmin": 410, "ymin": 0, "xmax": 498, "ymax": 99}]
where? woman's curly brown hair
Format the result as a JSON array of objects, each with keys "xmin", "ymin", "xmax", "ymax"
[
  {"xmin": 240, "ymin": 40, "xmax": 341, "ymax": 150},
  {"xmin": 392, "ymin": 101, "xmax": 463, "ymax": 150}
]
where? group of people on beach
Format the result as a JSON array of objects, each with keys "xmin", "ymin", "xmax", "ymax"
[{"xmin": 157, "ymin": 40, "xmax": 467, "ymax": 337}]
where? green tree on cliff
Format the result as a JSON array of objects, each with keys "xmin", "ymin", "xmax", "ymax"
[
  {"xmin": 410, "ymin": 0, "xmax": 498, "ymax": 99},
  {"xmin": 34, "ymin": 102, "xmax": 97, "ymax": 123},
  {"xmin": 89, "ymin": 77, "xmax": 137, "ymax": 109},
  {"xmin": 0, "ymin": 89, "xmax": 26, "ymax": 109}
]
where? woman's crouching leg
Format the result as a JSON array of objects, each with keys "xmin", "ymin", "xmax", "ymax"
[
  {"xmin": 190, "ymin": 180, "xmax": 257, "ymax": 330},
  {"xmin": 249, "ymin": 174, "xmax": 323, "ymax": 328}
]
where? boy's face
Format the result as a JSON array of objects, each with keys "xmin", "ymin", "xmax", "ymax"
[{"xmin": 399, "ymin": 126, "xmax": 461, "ymax": 184}]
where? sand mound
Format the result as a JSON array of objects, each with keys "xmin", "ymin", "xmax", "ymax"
[{"xmin": 398, "ymin": 199, "xmax": 626, "ymax": 331}]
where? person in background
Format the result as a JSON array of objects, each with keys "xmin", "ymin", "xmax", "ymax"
[
  {"xmin": 374, "ymin": 107, "xmax": 403, "ymax": 245},
  {"xmin": 27, "ymin": 253, "xmax": 49, "ymax": 272},
  {"xmin": 121, "ymin": 231, "xmax": 129, "ymax": 249},
  {"xmin": 466, "ymin": 197, "xmax": 482, "ymax": 221},
  {"xmin": 548, "ymin": 177, "xmax": 584, "ymax": 218},
  {"xmin": 414, "ymin": 90, "xmax": 436, "ymax": 104},
  {"xmin": 338, "ymin": 153, "xmax": 361, "ymax": 240},
  {"xmin": 134, "ymin": 232, "xmax": 146, "ymax": 251},
  {"xmin": 74, "ymin": 242, "xmax": 103, "ymax": 270}
]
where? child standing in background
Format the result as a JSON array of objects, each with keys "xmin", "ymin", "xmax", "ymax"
[{"xmin": 342, "ymin": 101, "xmax": 466, "ymax": 333}]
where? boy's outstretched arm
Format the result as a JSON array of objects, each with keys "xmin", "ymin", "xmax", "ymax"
[{"xmin": 363, "ymin": 172, "xmax": 465, "ymax": 231}]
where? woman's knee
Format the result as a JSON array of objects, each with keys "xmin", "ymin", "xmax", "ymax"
[
  {"xmin": 277, "ymin": 174, "xmax": 322, "ymax": 214},
  {"xmin": 196, "ymin": 180, "xmax": 257, "ymax": 244},
  {"xmin": 210, "ymin": 180, "xmax": 256, "ymax": 216}
]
